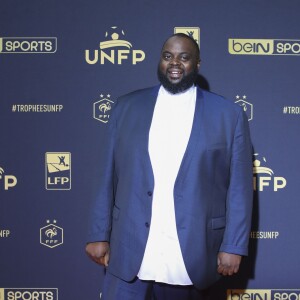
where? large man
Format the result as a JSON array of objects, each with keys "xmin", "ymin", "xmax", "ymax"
[{"xmin": 86, "ymin": 33, "xmax": 253, "ymax": 300}]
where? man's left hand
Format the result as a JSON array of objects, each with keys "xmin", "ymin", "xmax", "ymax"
[{"xmin": 217, "ymin": 252, "xmax": 242, "ymax": 276}]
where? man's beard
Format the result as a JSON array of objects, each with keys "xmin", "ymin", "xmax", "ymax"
[{"xmin": 157, "ymin": 66, "xmax": 198, "ymax": 94}]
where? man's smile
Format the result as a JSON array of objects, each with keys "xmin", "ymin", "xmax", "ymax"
[{"xmin": 167, "ymin": 68, "xmax": 184, "ymax": 80}]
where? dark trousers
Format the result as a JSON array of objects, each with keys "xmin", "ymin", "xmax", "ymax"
[{"xmin": 102, "ymin": 271, "xmax": 209, "ymax": 300}]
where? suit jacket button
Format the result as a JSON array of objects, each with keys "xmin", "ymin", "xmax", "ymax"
[
  {"xmin": 145, "ymin": 222, "xmax": 150, "ymax": 228},
  {"xmin": 147, "ymin": 191, "xmax": 152, "ymax": 196}
]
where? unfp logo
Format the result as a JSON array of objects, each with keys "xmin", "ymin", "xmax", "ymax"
[
  {"xmin": 40, "ymin": 220, "xmax": 63, "ymax": 248},
  {"xmin": 174, "ymin": 27, "xmax": 200, "ymax": 47},
  {"xmin": 93, "ymin": 93, "xmax": 114, "ymax": 123},
  {"xmin": 253, "ymin": 153, "xmax": 287, "ymax": 192},
  {"xmin": 0, "ymin": 167, "xmax": 17, "ymax": 190},
  {"xmin": 0, "ymin": 229, "xmax": 10, "ymax": 238},
  {"xmin": 235, "ymin": 95, "xmax": 253, "ymax": 121},
  {"xmin": 45, "ymin": 152, "xmax": 71, "ymax": 190},
  {"xmin": 0, "ymin": 37, "xmax": 57, "ymax": 53},
  {"xmin": 85, "ymin": 26, "xmax": 145, "ymax": 65},
  {"xmin": 229, "ymin": 38, "xmax": 300, "ymax": 55}
]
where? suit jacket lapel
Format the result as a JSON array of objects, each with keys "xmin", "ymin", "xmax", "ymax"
[
  {"xmin": 140, "ymin": 86, "xmax": 160, "ymax": 187},
  {"xmin": 174, "ymin": 87, "xmax": 205, "ymax": 191}
]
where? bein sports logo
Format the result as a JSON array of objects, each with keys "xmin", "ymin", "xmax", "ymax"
[
  {"xmin": 85, "ymin": 26, "xmax": 145, "ymax": 65},
  {"xmin": 227, "ymin": 289, "xmax": 300, "ymax": 300},
  {"xmin": 45, "ymin": 152, "xmax": 71, "ymax": 190},
  {"xmin": 253, "ymin": 153, "xmax": 287, "ymax": 192},
  {"xmin": 93, "ymin": 93, "xmax": 115, "ymax": 123},
  {"xmin": 40, "ymin": 220, "xmax": 63, "ymax": 248},
  {"xmin": 0, "ymin": 37, "xmax": 57, "ymax": 53},
  {"xmin": 0, "ymin": 288, "xmax": 58, "ymax": 300},
  {"xmin": 228, "ymin": 38, "xmax": 300, "ymax": 55},
  {"xmin": 227, "ymin": 289, "xmax": 271, "ymax": 299},
  {"xmin": 0, "ymin": 166, "xmax": 17, "ymax": 190}
]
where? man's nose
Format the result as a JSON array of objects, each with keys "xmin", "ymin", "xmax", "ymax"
[{"xmin": 170, "ymin": 57, "xmax": 180, "ymax": 66}]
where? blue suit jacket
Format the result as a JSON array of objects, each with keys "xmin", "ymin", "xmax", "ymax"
[{"xmin": 88, "ymin": 85, "xmax": 253, "ymax": 289}]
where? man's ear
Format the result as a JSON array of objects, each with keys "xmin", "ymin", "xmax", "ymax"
[{"xmin": 197, "ymin": 60, "xmax": 201, "ymax": 69}]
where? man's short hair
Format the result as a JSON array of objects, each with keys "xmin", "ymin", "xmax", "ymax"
[{"xmin": 162, "ymin": 33, "xmax": 200, "ymax": 61}]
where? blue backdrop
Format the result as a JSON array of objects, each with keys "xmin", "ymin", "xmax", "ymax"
[{"xmin": 1, "ymin": 0, "xmax": 300, "ymax": 299}]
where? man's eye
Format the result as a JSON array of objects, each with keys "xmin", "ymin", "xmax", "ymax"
[
  {"xmin": 181, "ymin": 55, "xmax": 190, "ymax": 61},
  {"xmin": 163, "ymin": 54, "xmax": 171, "ymax": 59}
]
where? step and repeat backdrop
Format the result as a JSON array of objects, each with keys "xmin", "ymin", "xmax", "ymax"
[{"xmin": 1, "ymin": 0, "xmax": 300, "ymax": 299}]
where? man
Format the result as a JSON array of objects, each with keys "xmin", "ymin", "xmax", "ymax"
[{"xmin": 86, "ymin": 33, "xmax": 253, "ymax": 300}]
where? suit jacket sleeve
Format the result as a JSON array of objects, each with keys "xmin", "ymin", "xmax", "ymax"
[
  {"xmin": 86, "ymin": 101, "xmax": 119, "ymax": 243},
  {"xmin": 219, "ymin": 108, "xmax": 253, "ymax": 256}
]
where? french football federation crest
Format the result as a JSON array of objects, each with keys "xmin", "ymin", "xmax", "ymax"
[{"xmin": 93, "ymin": 94, "xmax": 114, "ymax": 123}]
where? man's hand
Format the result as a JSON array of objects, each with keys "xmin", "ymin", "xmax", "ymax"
[
  {"xmin": 217, "ymin": 252, "xmax": 242, "ymax": 276},
  {"xmin": 86, "ymin": 242, "xmax": 110, "ymax": 267}
]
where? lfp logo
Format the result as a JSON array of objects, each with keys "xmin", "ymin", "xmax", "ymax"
[
  {"xmin": 174, "ymin": 27, "xmax": 200, "ymax": 47},
  {"xmin": 85, "ymin": 26, "xmax": 145, "ymax": 65},
  {"xmin": 45, "ymin": 152, "xmax": 71, "ymax": 190}
]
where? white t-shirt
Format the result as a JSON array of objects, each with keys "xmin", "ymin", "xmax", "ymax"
[{"xmin": 137, "ymin": 85, "xmax": 196, "ymax": 285}]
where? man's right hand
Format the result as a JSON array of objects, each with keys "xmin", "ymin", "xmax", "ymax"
[{"xmin": 85, "ymin": 242, "xmax": 110, "ymax": 267}]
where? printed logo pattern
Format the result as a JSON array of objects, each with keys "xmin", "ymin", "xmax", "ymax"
[
  {"xmin": 227, "ymin": 289, "xmax": 300, "ymax": 300},
  {"xmin": 174, "ymin": 27, "xmax": 200, "ymax": 47},
  {"xmin": 0, "ymin": 166, "xmax": 17, "ymax": 190},
  {"xmin": 93, "ymin": 94, "xmax": 114, "ymax": 123},
  {"xmin": 85, "ymin": 26, "xmax": 145, "ymax": 65},
  {"xmin": 229, "ymin": 38, "xmax": 300, "ymax": 55},
  {"xmin": 0, "ymin": 288, "xmax": 58, "ymax": 300},
  {"xmin": 253, "ymin": 153, "xmax": 287, "ymax": 192},
  {"xmin": 235, "ymin": 95, "xmax": 253, "ymax": 121},
  {"xmin": 45, "ymin": 153, "xmax": 71, "ymax": 190},
  {"xmin": 0, "ymin": 37, "xmax": 57, "ymax": 53},
  {"xmin": 40, "ymin": 220, "xmax": 63, "ymax": 248}
]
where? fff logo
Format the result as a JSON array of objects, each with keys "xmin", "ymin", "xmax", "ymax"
[
  {"xmin": 0, "ymin": 167, "xmax": 17, "ymax": 190},
  {"xmin": 93, "ymin": 94, "xmax": 114, "ymax": 123},
  {"xmin": 40, "ymin": 220, "xmax": 63, "ymax": 248}
]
